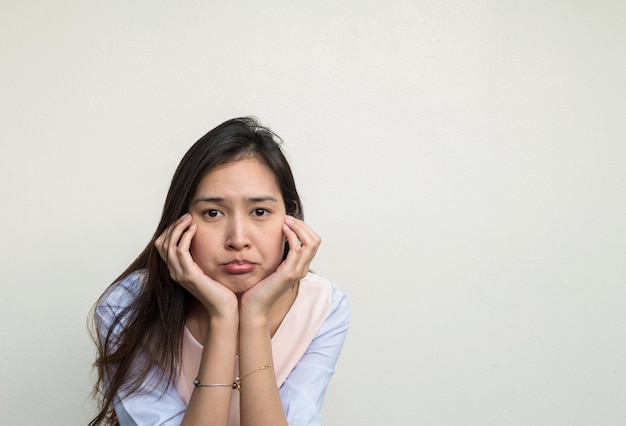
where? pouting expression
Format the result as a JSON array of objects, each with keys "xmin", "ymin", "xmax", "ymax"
[{"xmin": 188, "ymin": 157, "xmax": 286, "ymax": 294}]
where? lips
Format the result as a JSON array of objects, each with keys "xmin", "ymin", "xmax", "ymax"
[{"xmin": 222, "ymin": 260, "xmax": 256, "ymax": 274}]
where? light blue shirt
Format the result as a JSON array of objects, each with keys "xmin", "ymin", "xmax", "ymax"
[{"xmin": 96, "ymin": 272, "xmax": 350, "ymax": 425}]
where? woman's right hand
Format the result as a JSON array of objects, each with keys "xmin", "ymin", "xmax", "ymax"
[{"xmin": 154, "ymin": 213, "xmax": 238, "ymax": 319}]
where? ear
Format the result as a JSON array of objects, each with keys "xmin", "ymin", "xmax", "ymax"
[{"xmin": 287, "ymin": 200, "xmax": 303, "ymax": 220}]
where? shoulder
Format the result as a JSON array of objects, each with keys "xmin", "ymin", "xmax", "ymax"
[
  {"xmin": 300, "ymin": 272, "xmax": 347, "ymax": 304},
  {"xmin": 95, "ymin": 270, "xmax": 146, "ymax": 337},
  {"xmin": 300, "ymin": 273, "xmax": 350, "ymax": 335},
  {"xmin": 97, "ymin": 270, "xmax": 145, "ymax": 311}
]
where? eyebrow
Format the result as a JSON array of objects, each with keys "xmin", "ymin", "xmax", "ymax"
[{"xmin": 192, "ymin": 195, "xmax": 279, "ymax": 205}]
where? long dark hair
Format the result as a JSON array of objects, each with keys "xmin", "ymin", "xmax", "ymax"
[{"xmin": 89, "ymin": 117, "xmax": 303, "ymax": 425}]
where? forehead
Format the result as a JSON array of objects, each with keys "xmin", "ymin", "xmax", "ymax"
[{"xmin": 194, "ymin": 157, "xmax": 282, "ymax": 197}]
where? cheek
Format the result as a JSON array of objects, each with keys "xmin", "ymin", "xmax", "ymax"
[
  {"xmin": 189, "ymin": 227, "xmax": 216, "ymax": 260},
  {"xmin": 264, "ymin": 226, "xmax": 287, "ymax": 260},
  {"xmin": 189, "ymin": 237, "xmax": 200, "ymax": 256}
]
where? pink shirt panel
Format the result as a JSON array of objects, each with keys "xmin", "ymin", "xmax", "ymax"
[{"xmin": 175, "ymin": 273, "xmax": 332, "ymax": 426}]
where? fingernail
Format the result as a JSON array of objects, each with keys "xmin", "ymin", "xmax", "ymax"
[
  {"xmin": 285, "ymin": 216, "xmax": 295, "ymax": 223},
  {"xmin": 181, "ymin": 213, "xmax": 191, "ymax": 220}
]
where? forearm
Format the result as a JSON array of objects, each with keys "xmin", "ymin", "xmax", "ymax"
[
  {"xmin": 181, "ymin": 316, "xmax": 238, "ymax": 426},
  {"xmin": 238, "ymin": 311, "xmax": 288, "ymax": 426}
]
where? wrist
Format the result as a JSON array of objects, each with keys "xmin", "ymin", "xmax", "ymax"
[
  {"xmin": 202, "ymin": 293, "xmax": 239, "ymax": 320},
  {"xmin": 203, "ymin": 314, "xmax": 239, "ymax": 348},
  {"xmin": 208, "ymin": 311, "xmax": 239, "ymax": 330},
  {"xmin": 238, "ymin": 302, "xmax": 270, "ymax": 331}
]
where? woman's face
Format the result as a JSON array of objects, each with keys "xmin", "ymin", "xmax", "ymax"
[{"xmin": 188, "ymin": 156, "xmax": 286, "ymax": 294}]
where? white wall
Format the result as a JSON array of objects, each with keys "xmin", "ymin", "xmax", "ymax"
[{"xmin": 1, "ymin": 1, "xmax": 625, "ymax": 425}]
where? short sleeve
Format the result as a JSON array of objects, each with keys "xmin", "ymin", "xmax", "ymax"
[
  {"xmin": 95, "ymin": 273, "xmax": 187, "ymax": 426},
  {"xmin": 279, "ymin": 284, "xmax": 350, "ymax": 426}
]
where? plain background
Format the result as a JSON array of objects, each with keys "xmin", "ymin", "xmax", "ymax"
[{"xmin": 1, "ymin": 1, "xmax": 625, "ymax": 425}]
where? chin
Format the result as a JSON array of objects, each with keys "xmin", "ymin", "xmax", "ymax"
[{"xmin": 220, "ymin": 275, "xmax": 260, "ymax": 294}]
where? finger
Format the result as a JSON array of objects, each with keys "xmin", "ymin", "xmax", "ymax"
[
  {"xmin": 282, "ymin": 220, "xmax": 320, "ymax": 276},
  {"xmin": 156, "ymin": 214, "xmax": 191, "ymax": 250},
  {"xmin": 164, "ymin": 214, "xmax": 192, "ymax": 250},
  {"xmin": 285, "ymin": 216, "xmax": 319, "ymax": 240},
  {"xmin": 282, "ymin": 219, "xmax": 299, "ymax": 244},
  {"xmin": 169, "ymin": 213, "xmax": 192, "ymax": 244},
  {"xmin": 284, "ymin": 217, "xmax": 321, "ymax": 253},
  {"xmin": 156, "ymin": 214, "xmax": 192, "ymax": 274},
  {"xmin": 175, "ymin": 222, "xmax": 199, "ymax": 272}
]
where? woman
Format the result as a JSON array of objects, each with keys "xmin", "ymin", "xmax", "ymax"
[{"xmin": 90, "ymin": 117, "xmax": 350, "ymax": 426}]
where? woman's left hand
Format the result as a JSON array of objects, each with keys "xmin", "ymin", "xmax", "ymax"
[{"xmin": 240, "ymin": 216, "xmax": 321, "ymax": 315}]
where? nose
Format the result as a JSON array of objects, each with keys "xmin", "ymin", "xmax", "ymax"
[{"xmin": 225, "ymin": 215, "xmax": 251, "ymax": 250}]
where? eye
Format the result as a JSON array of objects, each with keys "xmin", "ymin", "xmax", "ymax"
[
  {"xmin": 252, "ymin": 208, "xmax": 269, "ymax": 217},
  {"xmin": 203, "ymin": 209, "xmax": 222, "ymax": 218}
]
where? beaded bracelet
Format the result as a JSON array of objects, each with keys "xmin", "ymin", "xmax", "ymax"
[{"xmin": 192, "ymin": 379, "xmax": 238, "ymax": 389}]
